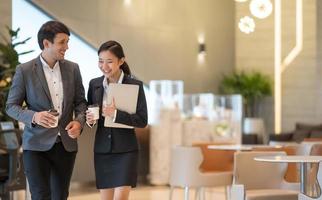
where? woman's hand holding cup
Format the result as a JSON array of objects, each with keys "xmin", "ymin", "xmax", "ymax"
[{"xmin": 87, "ymin": 104, "xmax": 100, "ymax": 125}]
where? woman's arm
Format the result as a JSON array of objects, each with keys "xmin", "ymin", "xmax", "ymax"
[{"xmin": 86, "ymin": 80, "xmax": 97, "ymax": 127}]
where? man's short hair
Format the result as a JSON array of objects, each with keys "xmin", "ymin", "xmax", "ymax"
[{"xmin": 37, "ymin": 21, "xmax": 70, "ymax": 50}]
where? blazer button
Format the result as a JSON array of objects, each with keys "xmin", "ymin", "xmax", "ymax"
[{"xmin": 108, "ymin": 135, "xmax": 111, "ymax": 138}]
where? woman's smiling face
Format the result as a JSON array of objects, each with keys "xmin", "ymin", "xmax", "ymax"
[{"xmin": 98, "ymin": 50, "xmax": 124, "ymax": 79}]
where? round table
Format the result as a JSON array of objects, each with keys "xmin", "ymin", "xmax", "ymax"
[
  {"xmin": 254, "ymin": 155, "xmax": 322, "ymax": 195},
  {"xmin": 207, "ymin": 144, "xmax": 279, "ymax": 151},
  {"xmin": 207, "ymin": 145, "xmax": 253, "ymax": 151}
]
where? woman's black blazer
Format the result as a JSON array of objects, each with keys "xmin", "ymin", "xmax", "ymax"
[{"xmin": 87, "ymin": 75, "xmax": 148, "ymax": 153}]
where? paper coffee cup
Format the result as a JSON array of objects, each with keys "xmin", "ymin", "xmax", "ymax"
[
  {"xmin": 51, "ymin": 115, "xmax": 59, "ymax": 128},
  {"xmin": 48, "ymin": 109, "xmax": 59, "ymax": 128},
  {"xmin": 88, "ymin": 105, "xmax": 100, "ymax": 120}
]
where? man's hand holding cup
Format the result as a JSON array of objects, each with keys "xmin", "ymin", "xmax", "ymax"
[{"xmin": 34, "ymin": 109, "xmax": 59, "ymax": 128}]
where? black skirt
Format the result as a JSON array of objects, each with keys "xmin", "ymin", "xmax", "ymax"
[{"xmin": 94, "ymin": 151, "xmax": 138, "ymax": 189}]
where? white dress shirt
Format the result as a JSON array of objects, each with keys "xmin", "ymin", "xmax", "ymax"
[
  {"xmin": 102, "ymin": 70, "xmax": 124, "ymax": 121},
  {"xmin": 40, "ymin": 55, "xmax": 63, "ymax": 135},
  {"xmin": 102, "ymin": 70, "xmax": 124, "ymax": 108}
]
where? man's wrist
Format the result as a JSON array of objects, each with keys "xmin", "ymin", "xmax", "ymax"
[
  {"xmin": 31, "ymin": 112, "xmax": 37, "ymax": 127},
  {"xmin": 32, "ymin": 112, "xmax": 37, "ymax": 124}
]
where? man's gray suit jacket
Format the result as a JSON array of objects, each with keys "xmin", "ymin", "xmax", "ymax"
[{"xmin": 6, "ymin": 56, "xmax": 87, "ymax": 152}]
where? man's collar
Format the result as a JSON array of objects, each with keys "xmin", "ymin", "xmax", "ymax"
[{"xmin": 40, "ymin": 54, "xmax": 59, "ymax": 69}]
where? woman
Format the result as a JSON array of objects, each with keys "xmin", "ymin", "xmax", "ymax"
[{"xmin": 86, "ymin": 40, "xmax": 148, "ymax": 200}]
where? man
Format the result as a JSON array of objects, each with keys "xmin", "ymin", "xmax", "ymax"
[{"xmin": 6, "ymin": 21, "xmax": 87, "ymax": 200}]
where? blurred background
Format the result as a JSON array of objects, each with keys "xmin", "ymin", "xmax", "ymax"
[{"xmin": 1, "ymin": 0, "xmax": 322, "ymax": 199}]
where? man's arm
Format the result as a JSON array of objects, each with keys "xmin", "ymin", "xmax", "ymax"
[
  {"xmin": 6, "ymin": 66, "xmax": 35, "ymax": 128},
  {"xmin": 72, "ymin": 64, "xmax": 87, "ymax": 128}
]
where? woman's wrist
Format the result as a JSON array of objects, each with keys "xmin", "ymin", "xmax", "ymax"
[{"xmin": 86, "ymin": 120, "xmax": 96, "ymax": 128}]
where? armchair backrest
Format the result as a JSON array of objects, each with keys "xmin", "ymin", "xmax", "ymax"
[
  {"xmin": 193, "ymin": 142, "xmax": 235, "ymax": 172},
  {"xmin": 234, "ymin": 151, "xmax": 287, "ymax": 190},
  {"xmin": 310, "ymin": 144, "xmax": 322, "ymax": 156},
  {"xmin": 252, "ymin": 146, "xmax": 299, "ymax": 182},
  {"xmin": 169, "ymin": 146, "xmax": 203, "ymax": 187}
]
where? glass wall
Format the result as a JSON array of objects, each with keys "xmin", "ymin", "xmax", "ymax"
[{"xmin": 12, "ymin": 0, "xmax": 101, "ymax": 93}]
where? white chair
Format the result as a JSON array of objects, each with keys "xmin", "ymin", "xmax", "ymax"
[
  {"xmin": 169, "ymin": 146, "xmax": 233, "ymax": 200},
  {"xmin": 233, "ymin": 151, "xmax": 299, "ymax": 200},
  {"xmin": 298, "ymin": 142, "xmax": 321, "ymax": 156}
]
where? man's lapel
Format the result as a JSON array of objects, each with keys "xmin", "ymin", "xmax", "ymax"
[
  {"xmin": 60, "ymin": 60, "xmax": 69, "ymax": 115},
  {"xmin": 34, "ymin": 57, "xmax": 53, "ymax": 107}
]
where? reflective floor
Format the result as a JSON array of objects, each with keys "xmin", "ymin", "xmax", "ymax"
[
  {"xmin": 12, "ymin": 185, "xmax": 226, "ymax": 200},
  {"xmin": 70, "ymin": 185, "xmax": 226, "ymax": 200}
]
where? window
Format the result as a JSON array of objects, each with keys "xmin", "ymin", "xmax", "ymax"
[
  {"xmin": 12, "ymin": 0, "xmax": 101, "ymax": 92},
  {"xmin": 13, "ymin": 0, "xmax": 151, "ymax": 123}
]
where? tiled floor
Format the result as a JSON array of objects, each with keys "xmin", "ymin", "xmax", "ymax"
[{"xmin": 69, "ymin": 185, "xmax": 226, "ymax": 200}]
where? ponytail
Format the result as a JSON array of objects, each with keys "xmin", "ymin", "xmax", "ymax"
[{"xmin": 121, "ymin": 61, "xmax": 131, "ymax": 76}]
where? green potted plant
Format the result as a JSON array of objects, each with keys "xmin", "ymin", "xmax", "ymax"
[
  {"xmin": 219, "ymin": 71, "xmax": 272, "ymax": 143},
  {"xmin": 219, "ymin": 71, "xmax": 272, "ymax": 118},
  {"xmin": 0, "ymin": 26, "xmax": 33, "ymax": 122}
]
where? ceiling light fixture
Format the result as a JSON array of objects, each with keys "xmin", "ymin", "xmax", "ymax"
[
  {"xmin": 238, "ymin": 16, "xmax": 255, "ymax": 34},
  {"xmin": 250, "ymin": 0, "xmax": 273, "ymax": 19}
]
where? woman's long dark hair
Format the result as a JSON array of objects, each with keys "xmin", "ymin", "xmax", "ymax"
[{"xmin": 97, "ymin": 40, "xmax": 131, "ymax": 76}]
